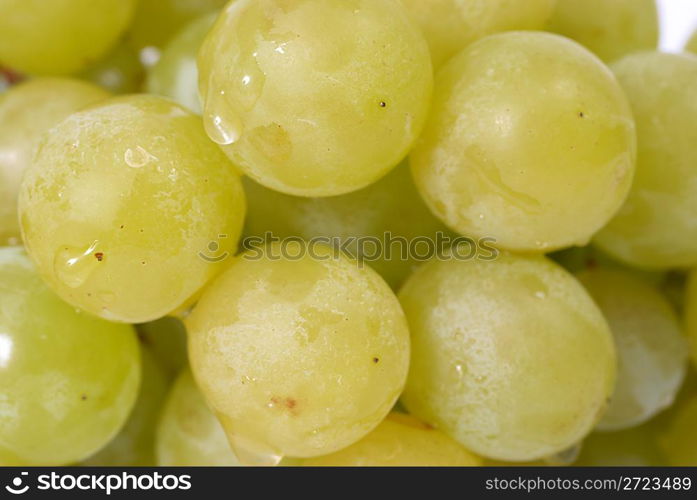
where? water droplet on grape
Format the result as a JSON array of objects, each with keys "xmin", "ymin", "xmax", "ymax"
[
  {"xmin": 203, "ymin": 91, "xmax": 243, "ymax": 145},
  {"xmin": 124, "ymin": 146, "xmax": 157, "ymax": 168},
  {"xmin": 54, "ymin": 241, "xmax": 101, "ymax": 289}
]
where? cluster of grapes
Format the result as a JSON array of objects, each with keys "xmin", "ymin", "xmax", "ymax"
[{"xmin": 0, "ymin": 0, "xmax": 696, "ymax": 467}]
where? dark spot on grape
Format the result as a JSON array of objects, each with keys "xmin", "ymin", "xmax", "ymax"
[
  {"xmin": 81, "ymin": 394, "xmax": 87, "ymax": 401},
  {"xmin": 373, "ymin": 357, "xmax": 380, "ymax": 364},
  {"xmin": 379, "ymin": 101, "xmax": 387, "ymax": 108},
  {"xmin": 141, "ymin": 261, "xmax": 146, "ymax": 265},
  {"xmin": 119, "ymin": 225, "xmax": 124, "ymax": 229},
  {"xmin": 578, "ymin": 112, "xmax": 584, "ymax": 118},
  {"xmin": 94, "ymin": 252, "xmax": 104, "ymax": 262}
]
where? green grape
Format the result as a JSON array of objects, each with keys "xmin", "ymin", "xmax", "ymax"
[
  {"xmin": 657, "ymin": 394, "xmax": 697, "ymax": 466},
  {"xmin": 157, "ymin": 370, "xmax": 240, "ymax": 466},
  {"xmin": 127, "ymin": 0, "xmax": 226, "ymax": 53},
  {"xmin": 79, "ymin": 44, "xmax": 145, "ymax": 95},
  {"xmin": 576, "ymin": 268, "xmax": 687, "ymax": 431},
  {"xmin": 0, "ymin": 0, "xmax": 137, "ymax": 75},
  {"xmin": 82, "ymin": 345, "xmax": 169, "ymax": 466},
  {"xmin": 411, "ymin": 32, "xmax": 636, "ymax": 253},
  {"xmin": 198, "ymin": 0, "xmax": 433, "ymax": 197},
  {"xmin": 187, "ymin": 241, "xmax": 410, "ymax": 464},
  {"xmin": 399, "ymin": 0, "xmax": 556, "ymax": 68},
  {"xmin": 243, "ymin": 162, "xmax": 450, "ymax": 289},
  {"xmin": 19, "ymin": 94, "xmax": 246, "ymax": 324},
  {"xmin": 0, "ymin": 247, "xmax": 140, "ymax": 466},
  {"xmin": 594, "ymin": 53, "xmax": 697, "ymax": 269},
  {"xmin": 688, "ymin": 30, "xmax": 697, "ymax": 54},
  {"xmin": 686, "ymin": 271, "xmax": 697, "ymax": 368},
  {"xmin": 0, "ymin": 78, "xmax": 110, "ymax": 246},
  {"xmin": 547, "ymin": 0, "xmax": 658, "ymax": 63},
  {"xmin": 136, "ymin": 317, "xmax": 189, "ymax": 381},
  {"xmin": 147, "ymin": 13, "xmax": 217, "ymax": 113},
  {"xmin": 302, "ymin": 413, "xmax": 481, "ymax": 466},
  {"xmin": 575, "ymin": 425, "xmax": 664, "ymax": 466},
  {"xmin": 399, "ymin": 253, "xmax": 616, "ymax": 462}
]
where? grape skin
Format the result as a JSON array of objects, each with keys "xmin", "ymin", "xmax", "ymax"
[
  {"xmin": 82, "ymin": 346, "xmax": 170, "ymax": 466},
  {"xmin": 688, "ymin": 30, "xmax": 697, "ymax": 54},
  {"xmin": 18, "ymin": 94, "xmax": 246, "ymax": 323},
  {"xmin": 147, "ymin": 13, "xmax": 218, "ymax": 113},
  {"xmin": 187, "ymin": 241, "xmax": 410, "ymax": 462},
  {"xmin": 0, "ymin": 78, "xmax": 110, "ymax": 246},
  {"xmin": 399, "ymin": 0, "xmax": 556, "ymax": 68},
  {"xmin": 594, "ymin": 52, "xmax": 697, "ymax": 269},
  {"xmin": 302, "ymin": 413, "xmax": 481, "ymax": 466},
  {"xmin": 243, "ymin": 162, "xmax": 450, "ymax": 290},
  {"xmin": 0, "ymin": 247, "xmax": 140, "ymax": 466},
  {"xmin": 136, "ymin": 317, "xmax": 189, "ymax": 381},
  {"xmin": 547, "ymin": 0, "xmax": 659, "ymax": 63},
  {"xmin": 577, "ymin": 268, "xmax": 687, "ymax": 431},
  {"xmin": 410, "ymin": 31, "xmax": 636, "ymax": 253},
  {"xmin": 127, "ymin": 0, "xmax": 227, "ymax": 52},
  {"xmin": 79, "ymin": 44, "xmax": 145, "ymax": 95},
  {"xmin": 198, "ymin": 0, "xmax": 433, "ymax": 196},
  {"xmin": 686, "ymin": 271, "xmax": 697, "ymax": 369},
  {"xmin": 0, "ymin": 0, "xmax": 137, "ymax": 75},
  {"xmin": 156, "ymin": 370, "xmax": 240, "ymax": 466},
  {"xmin": 575, "ymin": 425, "xmax": 664, "ymax": 466},
  {"xmin": 399, "ymin": 253, "xmax": 616, "ymax": 462}
]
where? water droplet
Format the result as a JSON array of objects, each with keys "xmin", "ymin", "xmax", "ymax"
[
  {"xmin": 455, "ymin": 364, "xmax": 464, "ymax": 375},
  {"xmin": 203, "ymin": 91, "xmax": 243, "ymax": 145},
  {"xmin": 54, "ymin": 241, "xmax": 101, "ymax": 289},
  {"xmin": 227, "ymin": 433, "xmax": 283, "ymax": 466},
  {"xmin": 124, "ymin": 146, "xmax": 157, "ymax": 168}
]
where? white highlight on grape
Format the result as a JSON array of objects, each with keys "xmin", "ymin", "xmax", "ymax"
[{"xmin": 0, "ymin": 334, "xmax": 12, "ymax": 368}]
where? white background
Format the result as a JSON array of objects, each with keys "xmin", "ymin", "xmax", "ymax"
[{"xmin": 658, "ymin": 0, "xmax": 697, "ymax": 50}]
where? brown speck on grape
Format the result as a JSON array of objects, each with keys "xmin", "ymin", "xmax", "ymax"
[
  {"xmin": 81, "ymin": 394, "xmax": 87, "ymax": 401},
  {"xmin": 579, "ymin": 112, "xmax": 585, "ymax": 118},
  {"xmin": 94, "ymin": 252, "xmax": 104, "ymax": 262},
  {"xmin": 373, "ymin": 357, "xmax": 380, "ymax": 364},
  {"xmin": 379, "ymin": 101, "xmax": 387, "ymax": 108}
]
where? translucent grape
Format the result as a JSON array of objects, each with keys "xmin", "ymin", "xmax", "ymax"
[
  {"xmin": 575, "ymin": 425, "xmax": 663, "ymax": 466},
  {"xmin": 79, "ymin": 44, "xmax": 145, "ymax": 95},
  {"xmin": 18, "ymin": 94, "xmax": 246, "ymax": 323},
  {"xmin": 547, "ymin": 0, "xmax": 658, "ymax": 62},
  {"xmin": 0, "ymin": 0, "xmax": 137, "ymax": 75},
  {"xmin": 686, "ymin": 271, "xmax": 697, "ymax": 368},
  {"xmin": 136, "ymin": 317, "xmax": 189, "ymax": 381},
  {"xmin": 198, "ymin": 0, "xmax": 433, "ymax": 196},
  {"xmin": 399, "ymin": 0, "xmax": 556, "ymax": 68},
  {"xmin": 243, "ymin": 162, "xmax": 450, "ymax": 289},
  {"xmin": 147, "ymin": 13, "xmax": 217, "ymax": 113},
  {"xmin": 82, "ymin": 345, "xmax": 169, "ymax": 466},
  {"xmin": 576, "ymin": 268, "xmax": 687, "ymax": 431},
  {"xmin": 187, "ymin": 241, "xmax": 410, "ymax": 463},
  {"xmin": 302, "ymin": 413, "xmax": 481, "ymax": 466},
  {"xmin": 657, "ymin": 394, "xmax": 697, "ymax": 466},
  {"xmin": 688, "ymin": 30, "xmax": 697, "ymax": 54},
  {"xmin": 411, "ymin": 32, "xmax": 636, "ymax": 253},
  {"xmin": 0, "ymin": 247, "xmax": 140, "ymax": 465},
  {"xmin": 0, "ymin": 78, "xmax": 110, "ymax": 246},
  {"xmin": 127, "ymin": 0, "xmax": 226, "ymax": 53},
  {"xmin": 594, "ymin": 52, "xmax": 697, "ymax": 269},
  {"xmin": 156, "ymin": 370, "xmax": 240, "ymax": 466},
  {"xmin": 399, "ymin": 253, "xmax": 616, "ymax": 462}
]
